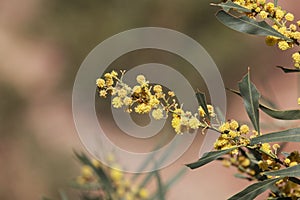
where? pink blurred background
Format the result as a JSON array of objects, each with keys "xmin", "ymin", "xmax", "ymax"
[{"xmin": 0, "ymin": 0, "xmax": 299, "ymax": 199}]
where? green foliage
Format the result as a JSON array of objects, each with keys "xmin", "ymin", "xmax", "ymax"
[
  {"xmin": 277, "ymin": 66, "xmax": 300, "ymax": 73},
  {"xmin": 215, "ymin": 10, "xmax": 292, "ymax": 42},
  {"xmin": 239, "ymin": 72, "xmax": 261, "ymax": 134},
  {"xmin": 250, "ymin": 128, "xmax": 300, "ymax": 144},
  {"xmin": 211, "ymin": 0, "xmax": 251, "ymax": 13},
  {"xmin": 196, "ymin": 92, "xmax": 210, "ymax": 121},
  {"xmin": 186, "ymin": 148, "xmax": 236, "ymax": 169},
  {"xmin": 263, "ymin": 165, "xmax": 300, "ymax": 177},
  {"xmin": 259, "ymin": 104, "xmax": 300, "ymax": 120},
  {"xmin": 228, "ymin": 178, "xmax": 281, "ymax": 200}
]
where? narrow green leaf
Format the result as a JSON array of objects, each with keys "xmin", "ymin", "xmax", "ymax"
[
  {"xmin": 186, "ymin": 148, "xmax": 236, "ymax": 169},
  {"xmin": 154, "ymin": 171, "xmax": 165, "ymax": 200},
  {"xmin": 228, "ymin": 178, "xmax": 281, "ymax": 200},
  {"xmin": 234, "ymin": 173, "xmax": 253, "ymax": 181},
  {"xmin": 274, "ymin": 0, "xmax": 278, "ymax": 7},
  {"xmin": 277, "ymin": 66, "xmax": 300, "ymax": 73},
  {"xmin": 259, "ymin": 104, "xmax": 300, "ymax": 120},
  {"xmin": 74, "ymin": 152, "xmax": 114, "ymax": 194},
  {"xmin": 41, "ymin": 197, "xmax": 52, "ymax": 200},
  {"xmin": 196, "ymin": 92, "xmax": 210, "ymax": 120},
  {"xmin": 290, "ymin": 177, "xmax": 300, "ymax": 185},
  {"xmin": 227, "ymin": 88, "xmax": 300, "ymax": 120},
  {"xmin": 216, "ymin": 10, "xmax": 292, "ymax": 42},
  {"xmin": 59, "ymin": 190, "xmax": 68, "ymax": 200},
  {"xmin": 211, "ymin": 1, "xmax": 251, "ymax": 13},
  {"xmin": 264, "ymin": 165, "xmax": 300, "ymax": 177},
  {"xmin": 238, "ymin": 73, "xmax": 260, "ymax": 133},
  {"xmin": 251, "ymin": 127, "xmax": 300, "ymax": 145}
]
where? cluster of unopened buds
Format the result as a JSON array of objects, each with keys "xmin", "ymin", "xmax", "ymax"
[
  {"xmin": 230, "ymin": 0, "xmax": 300, "ymax": 68},
  {"xmin": 96, "ymin": 70, "xmax": 216, "ymax": 134},
  {"xmin": 76, "ymin": 153, "xmax": 149, "ymax": 200}
]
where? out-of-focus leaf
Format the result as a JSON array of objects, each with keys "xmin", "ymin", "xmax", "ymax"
[
  {"xmin": 263, "ymin": 165, "xmax": 300, "ymax": 177},
  {"xmin": 186, "ymin": 148, "xmax": 236, "ymax": 169},
  {"xmin": 216, "ymin": 10, "xmax": 292, "ymax": 41},
  {"xmin": 274, "ymin": 0, "xmax": 278, "ymax": 6},
  {"xmin": 290, "ymin": 177, "xmax": 300, "ymax": 185},
  {"xmin": 277, "ymin": 66, "xmax": 300, "ymax": 73},
  {"xmin": 210, "ymin": 1, "xmax": 251, "ymax": 12},
  {"xmin": 228, "ymin": 178, "xmax": 281, "ymax": 200},
  {"xmin": 250, "ymin": 127, "xmax": 300, "ymax": 144},
  {"xmin": 41, "ymin": 197, "xmax": 52, "ymax": 200},
  {"xmin": 59, "ymin": 190, "xmax": 68, "ymax": 200},
  {"xmin": 238, "ymin": 73, "xmax": 260, "ymax": 133},
  {"xmin": 154, "ymin": 171, "xmax": 165, "ymax": 200},
  {"xmin": 196, "ymin": 92, "xmax": 210, "ymax": 121},
  {"xmin": 260, "ymin": 104, "xmax": 300, "ymax": 120},
  {"xmin": 281, "ymin": 152, "xmax": 290, "ymax": 158},
  {"xmin": 74, "ymin": 151, "xmax": 114, "ymax": 194},
  {"xmin": 234, "ymin": 173, "xmax": 253, "ymax": 181}
]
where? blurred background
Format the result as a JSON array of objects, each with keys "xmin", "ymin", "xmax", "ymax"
[{"xmin": 0, "ymin": 0, "xmax": 299, "ymax": 199}]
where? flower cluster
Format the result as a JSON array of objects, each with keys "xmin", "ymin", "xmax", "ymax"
[
  {"xmin": 96, "ymin": 70, "xmax": 216, "ymax": 134},
  {"xmin": 214, "ymin": 120, "xmax": 252, "ymax": 154},
  {"xmin": 76, "ymin": 154, "xmax": 149, "ymax": 200},
  {"xmin": 231, "ymin": 0, "xmax": 300, "ymax": 68}
]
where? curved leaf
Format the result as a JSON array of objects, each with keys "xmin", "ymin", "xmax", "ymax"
[
  {"xmin": 196, "ymin": 92, "xmax": 210, "ymax": 121},
  {"xmin": 216, "ymin": 10, "xmax": 292, "ymax": 42},
  {"xmin": 264, "ymin": 164, "xmax": 300, "ymax": 177},
  {"xmin": 260, "ymin": 104, "xmax": 300, "ymax": 120},
  {"xmin": 227, "ymin": 88, "xmax": 300, "ymax": 120},
  {"xmin": 250, "ymin": 127, "xmax": 300, "ymax": 144},
  {"xmin": 228, "ymin": 178, "xmax": 281, "ymax": 200},
  {"xmin": 277, "ymin": 66, "xmax": 300, "ymax": 73},
  {"xmin": 211, "ymin": 1, "xmax": 251, "ymax": 13},
  {"xmin": 186, "ymin": 148, "xmax": 236, "ymax": 169},
  {"xmin": 239, "ymin": 73, "xmax": 260, "ymax": 133}
]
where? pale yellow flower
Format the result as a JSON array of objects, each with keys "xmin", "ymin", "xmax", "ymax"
[
  {"xmin": 112, "ymin": 97, "xmax": 123, "ymax": 108},
  {"xmin": 152, "ymin": 108, "xmax": 163, "ymax": 120},
  {"xmin": 96, "ymin": 78, "xmax": 106, "ymax": 88},
  {"xmin": 285, "ymin": 13, "xmax": 294, "ymax": 21}
]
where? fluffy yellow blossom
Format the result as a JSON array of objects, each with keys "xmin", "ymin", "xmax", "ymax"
[
  {"xmin": 229, "ymin": 120, "xmax": 239, "ymax": 130},
  {"xmin": 91, "ymin": 159, "xmax": 101, "ymax": 168},
  {"xmin": 260, "ymin": 11, "xmax": 269, "ymax": 19},
  {"xmin": 258, "ymin": 0, "xmax": 265, "ymax": 5},
  {"xmin": 188, "ymin": 116, "xmax": 200, "ymax": 129},
  {"xmin": 153, "ymin": 85, "xmax": 162, "ymax": 93},
  {"xmin": 152, "ymin": 108, "xmax": 163, "ymax": 120},
  {"xmin": 99, "ymin": 90, "xmax": 107, "ymax": 97},
  {"xmin": 96, "ymin": 78, "xmax": 106, "ymax": 88},
  {"xmin": 229, "ymin": 130, "xmax": 239, "ymax": 138},
  {"xmin": 289, "ymin": 24, "xmax": 297, "ymax": 31},
  {"xmin": 241, "ymin": 158, "xmax": 251, "ymax": 167},
  {"xmin": 284, "ymin": 158, "xmax": 291, "ymax": 165},
  {"xmin": 261, "ymin": 143, "xmax": 272, "ymax": 154},
  {"xmin": 298, "ymin": 97, "xmax": 300, "ymax": 105},
  {"xmin": 171, "ymin": 116, "xmax": 181, "ymax": 134},
  {"xmin": 285, "ymin": 13, "xmax": 294, "ymax": 21},
  {"xmin": 292, "ymin": 52, "xmax": 300, "ymax": 62},
  {"xmin": 138, "ymin": 188, "xmax": 149, "ymax": 199},
  {"xmin": 111, "ymin": 70, "xmax": 118, "ymax": 78},
  {"xmin": 110, "ymin": 168, "xmax": 123, "ymax": 182},
  {"xmin": 168, "ymin": 91, "xmax": 175, "ymax": 97},
  {"xmin": 117, "ymin": 88, "xmax": 127, "ymax": 98},
  {"xmin": 81, "ymin": 165, "xmax": 93, "ymax": 179},
  {"xmin": 278, "ymin": 41, "xmax": 290, "ymax": 50},
  {"xmin": 135, "ymin": 103, "xmax": 151, "ymax": 114},
  {"xmin": 136, "ymin": 74, "xmax": 147, "ymax": 85},
  {"xmin": 198, "ymin": 106, "xmax": 205, "ymax": 117},
  {"xmin": 275, "ymin": 9, "xmax": 285, "ymax": 20},
  {"xmin": 123, "ymin": 97, "xmax": 132, "ymax": 106},
  {"xmin": 265, "ymin": 36, "xmax": 278, "ymax": 46},
  {"xmin": 219, "ymin": 122, "xmax": 230, "ymax": 132},
  {"xmin": 240, "ymin": 124, "xmax": 250, "ymax": 134},
  {"xmin": 289, "ymin": 161, "xmax": 298, "ymax": 167},
  {"xmin": 112, "ymin": 96, "xmax": 123, "ymax": 108}
]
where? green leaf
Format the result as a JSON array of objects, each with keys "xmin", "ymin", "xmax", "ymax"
[
  {"xmin": 59, "ymin": 190, "xmax": 68, "ymax": 200},
  {"xmin": 234, "ymin": 173, "xmax": 253, "ymax": 181},
  {"xmin": 250, "ymin": 127, "xmax": 300, "ymax": 145},
  {"xmin": 155, "ymin": 171, "xmax": 165, "ymax": 200},
  {"xmin": 264, "ymin": 164, "xmax": 300, "ymax": 177},
  {"xmin": 196, "ymin": 92, "xmax": 210, "ymax": 121},
  {"xmin": 228, "ymin": 178, "xmax": 281, "ymax": 200},
  {"xmin": 186, "ymin": 148, "xmax": 236, "ymax": 169},
  {"xmin": 259, "ymin": 104, "xmax": 300, "ymax": 120},
  {"xmin": 74, "ymin": 152, "xmax": 114, "ymax": 194},
  {"xmin": 210, "ymin": 1, "xmax": 251, "ymax": 13},
  {"xmin": 227, "ymin": 88, "xmax": 300, "ymax": 120},
  {"xmin": 277, "ymin": 66, "xmax": 300, "ymax": 73},
  {"xmin": 216, "ymin": 10, "xmax": 292, "ymax": 42},
  {"xmin": 274, "ymin": 0, "xmax": 278, "ymax": 7},
  {"xmin": 238, "ymin": 73, "xmax": 260, "ymax": 133}
]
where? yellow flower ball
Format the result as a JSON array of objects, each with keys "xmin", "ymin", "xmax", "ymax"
[{"xmin": 285, "ymin": 13, "xmax": 294, "ymax": 21}]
